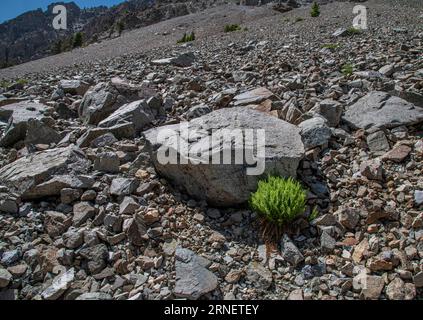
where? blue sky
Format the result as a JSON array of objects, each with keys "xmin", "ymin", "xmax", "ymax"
[{"xmin": 0, "ymin": 0, "xmax": 126, "ymax": 23}]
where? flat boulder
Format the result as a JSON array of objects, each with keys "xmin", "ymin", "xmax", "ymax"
[
  {"xmin": 144, "ymin": 107, "xmax": 304, "ymax": 206},
  {"xmin": 0, "ymin": 146, "xmax": 90, "ymax": 200},
  {"xmin": 343, "ymin": 91, "xmax": 423, "ymax": 129},
  {"xmin": 0, "ymin": 101, "xmax": 48, "ymax": 147},
  {"xmin": 98, "ymin": 100, "xmax": 156, "ymax": 132}
]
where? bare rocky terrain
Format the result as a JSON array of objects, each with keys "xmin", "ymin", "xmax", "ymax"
[{"xmin": 0, "ymin": 0, "xmax": 422, "ymax": 301}]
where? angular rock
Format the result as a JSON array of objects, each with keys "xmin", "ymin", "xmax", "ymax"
[
  {"xmin": 73, "ymin": 202, "xmax": 96, "ymax": 227},
  {"xmin": 298, "ymin": 117, "xmax": 332, "ymax": 150},
  {"xmin": 366, "ymin": 130, "xmax": 390, "ymax": 153},
  {"xmin": 98, "ymin": 100, "xmax": 156, "ymax": 132},
  {"xmin": 246, "ymin": 261, "xmax": 273, "ymax": 290},
  {"xmin": 79, "ymin": 78, "xmax": 155, "ymax": 125},
  {"xmin": 0, "ymin": 146, "xmax": 90, "ymax": 200},
  {"xmin": 79, "ymin": 244, "xmax": 108, "ymax": 274},
  {"xmin": 0, "ymin": 101, "xmax": 48, "ymax": 147},
  {"xmin": 381, "ymin": 144, "xmax": 412, "ymax": 163},
  {"xmin": 360, "ymin": 159, "xmax": 383, "ymax": 181},
  {"xmin": 59, "ymin": 80, "xmax": 90, "ymax": 96},
  {"xmin": 0, "ymin": 268, "xmax": 12, "ymax": 288},
  {"xmin": 233, "ymin": 87, "xmax": 276, "ymax": 106},
  {"xmin": 185, "ymin": 104, "xmax": 211, "ymax": 120},
  {"xmin": 41, "ymin": 268, "xmax": 75, "ymax": 300},
  {"xmin": 174, "ymin": 248, "xmax": 218, "ymax": 299},
  {"xmin": 93, "ymin": 152, "xmax": 120, "ymax": 173},
  {"xmin": 343, "ymin": 91, "xmax": 423, "ymax": 129},
  {"xmin": 144, "ymin": 107, "xmax": 304, "ymax": 206},
  {"xmin": 152, "ymin": 52, "xmax": 195, "ymax": 67},
  {"xmin": 110, "ymin": 178, "xmax": 138, "ymax": 197},
  {"xmin": 24, "ymin": 118, "xmax": 61, "ymax": 146},
  {"xmin": 386, "ymin": 277, "xmax": 416, "ymax": 300},
  {"xmin": 280, "ymin": 235, "xmax": 304, "ymax": 266},
  {"xmin": 316, "ymin": 99, "xmax": 343, "ymax": 127}
]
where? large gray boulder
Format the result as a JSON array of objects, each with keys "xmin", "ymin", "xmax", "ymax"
[
  {"xmin": 343, "ymin": 91, "xmax": 423, "ymax": 129},
  {"xmin": 0, "ymin": 146, "xmax": 90, "ymax": 200},
  {"xmin": 144, "ymin": 107, "xmax": 304, "ymax": 206},
  {"xmin": 0, "ymin": 101, "xmax": 48, "ymax": 147},
  {"xmin": 79, "ymin": 78, "xmax": 155, "ymax": 125}
]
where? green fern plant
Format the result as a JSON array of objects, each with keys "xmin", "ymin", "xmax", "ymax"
[
  {"xmin": 224, "ymin": 24, "xmax": 242, "ymax": 33},
  {"xmin": 250, "ymin": 176, "xmax": 307, "ymax": 241},
  {"xmin": 341, "ymin": 63, "xmax": 354, "ymax": 77},
  {"xmin": 310, "ymin": 2, "xmax": 320, "ymax": 18},
  {"xmin": 177, "ymin": 31, "xmax": 195, "ymax": 44}
]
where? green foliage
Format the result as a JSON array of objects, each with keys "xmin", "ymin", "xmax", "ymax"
[
  {"xmin": 341, "ymin": 63, "xmax": 354, "ymax": 77},
  {"xmin": 73, "ymin": 32, "xmax": 83, "ymax": 48},
  {"xmin": 224, "ymin": 24, "xmax": 242, "ymax": 33},
  {"xmin": 0, "ymin": 80, "xmax": 11, "ymax": 89},
  {"xmin": 16, "ymin": 78, "xmax": 28, "ymax": 86},
  {"xmin": 117, "ymin": 21, "xmax": 125, "ymax": 35},
  {"xmin": 295, "ymin": 17, "xmax": 304, "ymax": 23},
  {"xmin": 310, "ymin": 2, "xmax": 320, "ymax": 17},
  {"xmin": 347, "ymin": 26, "xmax": 362, "ymax": 35},
  {"xmin": 52, "ymin": 40, "xmax": 63, "ymax": 54},
  {"xmin": 308, "ymin": 206, "xmax": 320, "ymax": 222},
  {"xmin": 177, "ymin": 31, "xmax": 196, "ymax": 44},
  {"xmin": 250, "ymin": 176, "xmax": 307, "ymax": 230},
  {"xmin": 322, "ymin": 43, "xmax": 340, "ymax": 50}
]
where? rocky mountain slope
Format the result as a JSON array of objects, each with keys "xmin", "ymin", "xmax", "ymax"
[
  {"xmin": 0, "ymin": 0, "xmax": 237, "ymax": 68},
  {"xmin": 0, "ymin": 0, "xmax": 422, "ymax": 301}
]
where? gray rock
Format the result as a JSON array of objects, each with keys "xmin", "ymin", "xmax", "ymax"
[
  {"xmin": 0, "ymin": 268, "xmax": 12, "ymax": 288},
  {"xmin": 76, "ymin": 124, "xmax": 135, "ymax": 148},
  {"xmin": 93, "ymin": 152, "xmax": 120, "ymax": 173},
  {"xmin": 79, "ymin": 244, "xmax": 108, "ymax": 274},
  {"xmin": 98, "ymin": 100, "xmax": 156, "ymax": 132},
  {"xmin": 174, "ymin": 247, "xmax": 218, "ymax": 299},
  {"xmin": 246, "ymin": 261, "xmax": 273, "ymax": 290},
  {"xmin": 119, "ymin": 196, "xmax": 139, "ymax": 215},
  {"xmin": 316, "ymin": 99, "xmax": 343, "ymax": 127},
  {"xmin": 59, "ymin": 80, "xmax": 90, "ymax": 96},
  {"xmin": 321, "ymin": 231, "xmax": 336, "ymax": 253},
  {"xmin": 366, "ymin": 130, "xmax": 390, "ymax": 153},
  {"xmin": 41, "ymin": 268, "xmax": 75, "ymax": 300},
  {"xmin": 75, "ymin": 292, "xmax": 113, "ymax": 300},
  {"xmin": 413, "ymin": 271, "xmax": 423, "ymax": 288},
  {"xmin": 79, "ymin": 78, "xmax": 155, "ymax": 125},
  {"xmin": 73, "ymin": 202, "xmax": 96, "ymax": 227},
  {"xmin": 343, "ymin": 91, "xmax": 423, "ymax": 129},
  {"xmin": 414, "ymin": 191, "xmax": 423, "ymax": 206},
  {"xmin": 0, "ymin": 249, "xmax": 21, "ymax": 266},
  {"xmin": 0, "ymin": 193, "xmax": 19, "ymax": 214},
  {"xmin": 152, "ymin": 52, "xmax": 195, "ymax": 67},
  {"xmin": 298, "ymin": 117, "xmax": 332, "ymax": 150},
  {"xmin": 24, "ymin": 118, "xmax": 61, "ymax": 146},
  {"xmin": 110, "ymin": 178, "xmax": 138, "ymax": 196},
  {"xmin": 332, "ymin": 27, "xmax": 348, "ymax": 37},
  {"xmin": 144, "ymin": 107, "xmax": 304, "ymax": 206},
  {"xmin": 0, "ymin": 101, "xmax": 48, "ymax": 147},
  {"xmin": 233, "ymin": 87, "xmax": 276, "ymax": 106},
  {"xmin": 337, "ymin": 207, "xmax": 360, "ymax": 230},
  {"xmin": 90, "ymin": 133, "xmax": 118, "ymax": 148},
  {"xmin": 360, "ymin": 159, "xmax": 383, "ymax": 181},
  {"xmin": 185, "ymin": 104, "xmax": 211, "ymax": 120},
  {"xmin": 280, "ymin": 235, "xmax": 304, "ymax": 266},
  {"xmin": 0, "ymin": 146, "xmax": 90, "ymax": 200}
]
